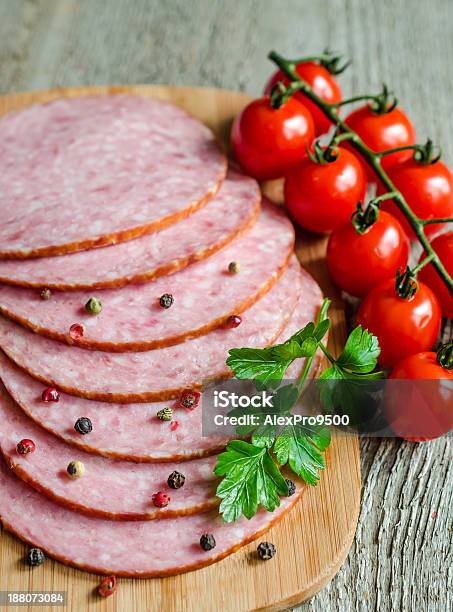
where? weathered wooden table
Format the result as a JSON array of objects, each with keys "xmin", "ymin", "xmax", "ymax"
[{"xmin": 0, "ymin": 1, "xmax": 451, "ymax": 611}]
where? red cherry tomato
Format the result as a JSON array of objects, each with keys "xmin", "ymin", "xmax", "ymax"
[
  {"xmin": 385, "ymin": 351, "xmax": 453, "ymax": 441},
  {"xmin": 327, "ymin": 210, "xmax": 409, "ymax": 297},
  {"xmin": 379, "ymin": 159, "xmax": 453, "ymax": 238},
  {"xmin": 356, "ymin": 279, "xmax": 441, "ymax": 368},
  {"xmin": 418, "ymin": 232, "xmax": 453, "ymax": 317},
  {"xmin": 284, "ymin": 147, "xmax": 366, "ymax": 233},
  {"xmin": 264, "ymin": 62, "xmax": 342, "ymax": 135},
  {"xmin": 231, "ymin": 96, "xmax": 315, "ymax": 181},
  {"xmin": 344, "ymin": 106, "xmax": 415, "ymax": 180}
]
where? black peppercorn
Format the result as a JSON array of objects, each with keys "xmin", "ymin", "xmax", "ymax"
[
  {"xmin": 200, "ymin": 533, "xmax": 216, "ymax": 551},
  {"xmin": 74, "ymin": 417, "xmax": 93, "ymax": 435},
  {"xmin": 167, "ymin": 470, "xmax": 186, "ymax": 489},
  {"xmin": 159, "ymin": 293, "xmax": 174, "ymax": 309},
  {"xmin": 27, "ymin": 547, "xmax": 45, "ymax": 567},
  {"xmin": 257, "ymin": 541, "xmax": 276, "ymax": 560},
  {"xmin": 285, "ymin": 479, "xmax": 296, "ymax": 496}
]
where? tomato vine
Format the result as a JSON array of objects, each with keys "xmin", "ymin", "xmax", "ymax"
[{"xmin": 268, "ymin": 50, "xmax": 453, "ymax": 296}]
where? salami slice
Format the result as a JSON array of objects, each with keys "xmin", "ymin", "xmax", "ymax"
[
  {"xmin": 0, "ymin": 170, "xmax": 259, "ymax": 290},
  {"xmin": 0, "ymin": 96, "xmax": 227, "ymax": 259},
  {"xmin": 0, "ymin": 257, "xmax": 307, "ymax": 402},
  {"xmin": 0, "ymin": 388, "xmax": 218, "ymax": 520},
  {"xmin": 0, "ymin": 270, "xmax": 323, "ymax": 463},
  {"xmin": 0, "ymin": 202, "xmax": 293, "ymax": 352},
  {"xmin": 0, "ymin": 459, "xmax": 303, "ymax": 577}
]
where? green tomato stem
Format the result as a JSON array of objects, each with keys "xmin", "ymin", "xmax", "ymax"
[{"xmin": 268, "ymin": 50, "xmax": 453, "ymax": 297}]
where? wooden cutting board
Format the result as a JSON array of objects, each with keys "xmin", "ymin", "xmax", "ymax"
[{"xmin": 0, "ymin": 86, "xmax": 360, "ymax": 612}]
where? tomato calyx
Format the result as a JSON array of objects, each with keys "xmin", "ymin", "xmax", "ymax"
[
  {"xmin": 269, "ymin": 81, "xmax": 295, "ymax": 109},
  {"xmin": 351, "ymin": 201, "xmax": 379, "ymax": 234},
  {"xmin": 436, "ymin": 343, "xmax": 453, "ymax": 370},
  {"xmin": 395, "ymin": 266, "xmax": 419, "ymax": 299},
  {"xmin": 369, "ymin": 84, "xmax": 398, "ymax": 115},
  {"xmin": 316, "ymin": 47, "xmax": 351, "ymax": 75},
  {"xmin": 413, "ymin": 138, "xmax": 442, "ymax": 165},
  {"xmin": 307, "ymin": 138, "xmax": 339, "ymax": 165}
]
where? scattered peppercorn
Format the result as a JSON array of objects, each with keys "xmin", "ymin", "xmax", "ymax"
[
  {"xmin": 98, "ymin": 575, "xmax": 117, "ymax": 598},
  {"xmin": 40, "ymin": 288, "xmax": 51, "ymax": 300},
  {"xmin": 170, "ymin": 420, "xmax": 180, "ymax": 431},
  {"xmin": 159, "ymin": 293, "xmax": 174, "ymax": 309},
  {"xmin": 41, "ymin": 387, "xmax": 60, "ymax": 402},
  {"xmin": 27, "ymin": 547, "xmax": 45, "ymax": 567},
  {"xmin": 152, "ymin": 491, "xmax": 170, "ymax": 508},
  {"xmin": 225, "ymin": 315, "xmax": 242, "ymax": 329},
  {"xmin": 285, "ymin": 479, "xmax": 296, "ymax": 497},
  {"xmin": 67, "ymin": 460, "xmax": 85, "ymax": 479},
  {"xmin": 16, "ymin": 439, "xmax": 36, "ymax": 455},
  {"xmin": 157, "ymin": 407, "xmax": 173, "ymax": 421},
  {"xmin": 179, "ymin": 389, "xmax": 201, "ymax": 410},
  {"xmin": 85, "ymin": 297, "xmax": 102, "ymax": 315},
  {"xmin": 257, "ymin": 541, "xmax": 276, "ymax": 560},
  {"xmin": 167, "ymin": 470, "xmax": 186, "ymax": 489},
  {"xmin": 228, "ymin": 261, "xmax": 241, "ymax": 274},
  {"xmin": 74, "ymin": 417, "xmax": 93, "ymax": 435},
  {"xmin": 69, "ymin": 323, "xmax": 86, "ymax": 340},
  {"xmin": 200, "ymin": 533, "xmax": 216, "ymax": 551}
]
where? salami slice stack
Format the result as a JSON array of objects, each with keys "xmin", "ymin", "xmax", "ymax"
[{"xmin": 0, "ymin": 95, "xmax": 324, "ymax": 577}]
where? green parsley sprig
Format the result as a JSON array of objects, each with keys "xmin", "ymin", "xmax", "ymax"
[{"xmin": 215, "ymin": 298, "xmax": 383, "ymax": 522}]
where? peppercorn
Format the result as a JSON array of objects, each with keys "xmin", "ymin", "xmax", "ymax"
[
  {"xmin": 157, "ymin": 407, "xmax": 173, "ymax": 421},
  {"xmin": 152, "ymin": 491, "xmax": 170, "ymax": 508},
  {"xmin": 286, "ymin": 479, "xmax": 296, "ymax": 497},
  {"xmin": 98, "ymin": 575, "xmax": 117, "ymax": 598},
  {"xmin": 257, "ymin": 541, "xmax": 276, "ymax": 560},
  {"xmin": 41, "ymin": 387, "xmax": 60, "ymax": 402},
  {"xmin": 69, "ymin": 323, "xmax": 86, "ymax": 340},
  {"xmin": 179, "ymin": 390, "xmax": 201, "ymax": 410},
  {"xmin": 225, "ymin": 315, "xmax": 242, "ymax": 329},
  {"xmin": 74, "ymin": 417, "xmax": 93, "ymax": 435},
  {"xmin": 40, "ymin": 288, "xmax": 51, "ymax": 300},
  {"xmin": 228, "ymin": 261, "xmax": 241, "ymax": 274},
  {"xmin": 16, "ymin": 439, "xmax": 36, "ymax": 455},
  {"xmin": 200, "ymin": 533, "xmax": 216, "ymax": 551},
  {"xmin": 159, "ymin": 293, "xmax": 174, "ymax": 309},
  {"xmin": 67, "ymin": 460, "xmax": 85, "ymax": 479},
  {"xmin": 167, "ymin": 470, "xmax": 186, "ymax": 489},
  {"xmin": 85, "ymin": 297, "xmax": 102, "ymax": 315},
  {"xmin": 26, "ymin": 547, "xmax": 45, "ymax": 567}
]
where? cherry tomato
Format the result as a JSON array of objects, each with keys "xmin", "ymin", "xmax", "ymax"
[
  {"xmin": 356, "ymin": 279, "xmax": 441, "ymax": 368},
  {"xmin": 264, "ymin": 62, "xmax": 342, "ymax": 135},
  {"xmin": 344, "ymin": 106, "xmax": 415, "ymax": 180},
  {"xmin": 379, "ymin": 159, "xmax": 453, "ymax": 238},
  {"xmin": 327, "ymin": 210, "xmax": 409, "ymax": 296},
  {"xmin": 418, "ymin": 232, "xmax": 453, "ymax": 317},
  {"xmin": 231, "ymin": 96, "xmax": 315, "ymax": 181},
  {"xmin": 284, "ymin": 147, "xmax": 366, "ymax": 233},
  {"xmin": 385, "ymin": 351, "xmax": 453, "ymax": 441}
]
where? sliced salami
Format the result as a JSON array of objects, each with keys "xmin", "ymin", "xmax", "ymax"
[
  {"xmin": 0, "ymin": 257, "xmax": 307, "ymax": 402},
  {"xmin": 0, "ymin": 96, "xmax": 227, "ymax": 259},
  {"xmin": 0, "ymin": 202, "xmax": 294, "ymax": 352},
  {"xmin": 0, "ymin": 388, "xmax": 218, "ymax": 520},
  {"xmin": 0, "ymin": 273, "xmax": 322, "ymax": 462},
  {"xmin": 0, "ymin": 170, "xmax": 259, "ymax": 290},
  {"xmin": 0, "ymin": 459, "xmax": 302, "ymax": 577}
]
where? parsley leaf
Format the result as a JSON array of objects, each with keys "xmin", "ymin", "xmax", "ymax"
[
  {"xmin": 274, "ymin": 423, "xmax": 331, "ymax": 486},
  {"xmin": 214, "ymin": 440, "xmax": 288, "ymax": 522},
  {"xmin": 335, "ymin": 325, "xmax": 381, "ymax": 374}
]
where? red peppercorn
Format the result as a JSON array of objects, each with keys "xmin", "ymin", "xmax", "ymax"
[
  {"xmin": 170, "ymin": 420, "xmax": 180, "ymax": 431},
  {"xmin": 225, "ymin": 315, "xmax": 242, "ymax": 329},
  {"xmin": 98, "ymin": 575, "xmax": 117, "ymax": 598},
  {"xmin": 17, "ymin": 439, "xmax": 36, "ymax": 455},
  {"xmin": 152, "ymin": 491, "xmax": 170, "ymax": 508},
  {"xmin": 69, "ymin": 323, "xmax": 86, "ymax": 340},
  {"xmin": 41, "ymin": 387, "xmax": 60, "ymax": 403},
  {"xmin": 179, "ymin": 390, "xmax": 201, "ymax": 410}
]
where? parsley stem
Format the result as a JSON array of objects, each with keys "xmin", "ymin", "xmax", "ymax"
[
  {"xmin": 296, "ymin": 298, "xmax": 331, "ymax": 393},
  {"xmin": 318, "ymin": 342, "xmax": 336, "ymax": 364}
]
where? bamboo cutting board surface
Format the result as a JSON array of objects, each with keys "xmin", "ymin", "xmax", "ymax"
[{"xmin": 0, "ymin": 86, "xmax": 360, "ymax": 612}]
